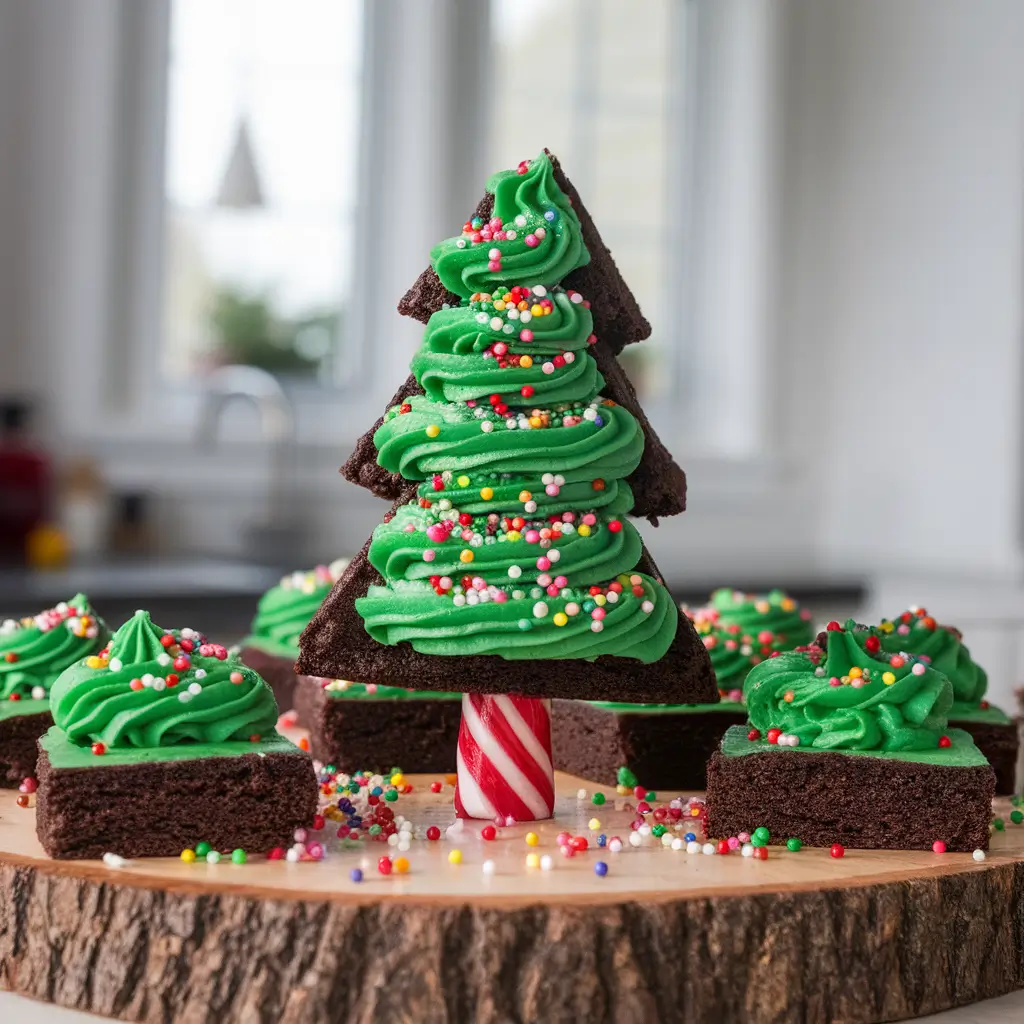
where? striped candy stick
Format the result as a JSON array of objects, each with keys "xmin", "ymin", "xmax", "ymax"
[{"xmin": 454, "ymin": 693, "xmax": 555, "ymax": 821}]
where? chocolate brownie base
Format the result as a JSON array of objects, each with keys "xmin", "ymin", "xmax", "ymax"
[
  {"xmin": 294, "ymin": 677, "xmax": 462, "ymax": 773},
  {"xmin": 552, "ymin": 700, "xmax": 746, "ymax": 790},
  {"xmin": 35, "ymin": 746, "xmax": 317, "ymax": 860},
  {"xmin": 298, "ymin": 536, "xmax": 718, "ymax": 704},
  {"xmin": 952, "ymin": 718, "xmax": 1018, "ymax": 795},
  {"xmin": 239, "ymin": 645, "xmax": 302, "ymax": 712},
  {"xmin": 705, "ymin": 747, "xmax": 994, "ymax": 852},
  {"xmin": 0, "ymin": 710, "xmax": 51, "ymax": 786}
]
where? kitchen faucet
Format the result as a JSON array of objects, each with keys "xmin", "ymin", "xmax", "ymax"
[{"xmin": 195, "ymin": 365, "xmax": 300, "ymax": 558}]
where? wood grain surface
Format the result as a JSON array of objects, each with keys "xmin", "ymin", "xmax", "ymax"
[{"xmin": 2, "ymin": 767, "xmax": 1024, "ymax": 1023}]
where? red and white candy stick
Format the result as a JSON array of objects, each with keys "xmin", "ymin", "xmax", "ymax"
[{"xmin": 454, "ymin": 693, "xmax": 555, "ymax": 821}]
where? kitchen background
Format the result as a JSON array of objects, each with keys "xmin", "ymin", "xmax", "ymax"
[{"xmin": 2, "ymin": 0, "xmax": 1024, "ymax": 709}]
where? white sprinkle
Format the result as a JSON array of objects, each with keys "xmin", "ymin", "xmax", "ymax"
[
  {"xmin": 108, "ymin": 658, "xmax": 123, "ymax": 673},
  {"xmin": 194, "ymin": 669, "xmax": 207, "ymax": 679},
  {"xmin": 686, "ymin": 841, "xmax": 701, "ymax": 854},
  {"xmin": 532, "ymin": 285, "xmax": 547, "ymax": 297},
  {"xmin": 741, "ymin": 843, "xmax": 754, "ymax": 857},
  {"xmin": 702, "ymin": 843, "xmax": 716, "ymax": 856},
  {"xmin": 177, "ymin": 692, "xmax": 192, "ymax": 704},
  {"xmin": 188, "ymin": 681, "xmax": 203, "ymax": 695},
  {"xmin": 671, "ymin": 838, "xmax": 685, "ymax": 851},
  {"xmin": 31, "ymin": 686, "xmax": 46, "ymax": 700},
  {"xmin": 508, "ymin": 565, "xmax": 522, "ymax": 579},
  {"xmin": 482, "ymin": 859, "xmax": 496, "ymax": 876},
  {"xmin": 481, "ymin": 421, "xmax": 494, "ymax": 433},
  {"xmin": 629, "ymin": 832, "xmax": 643, "ymax": 848},
  {"xmin": 533, "ymin": 602, "xmax": 548, "ymax": 618},
  {"xmin": 540, "ymin": 854, "xmax": 554, "ymax": 871},
  {"xmin": 152, "ymin": 678, "xmax": 166, "ymax": 691},
  {"xmin": 973, "ymin": 849, "xmax": 986, "ymax": 862},
  {"xmin": 102, "ymin": 852, "xmax": 129, "ymax": 869},
  {"xmin": 576, "ymin": 788, "xmax": 588, "ymax": 800},
  {"xmin": 489, "ymin": 317, "xmax": 503, "ymax": 331},
  {"xmin": 608, "ymin": 838, "xmax": 623, "ymax": 854}
]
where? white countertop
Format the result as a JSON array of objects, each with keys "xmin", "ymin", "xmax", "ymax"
[{"xmin": 4, "ymin": 988, "xmax": 1024, "ymax": 1022}]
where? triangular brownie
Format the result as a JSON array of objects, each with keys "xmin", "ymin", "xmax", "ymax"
[
  {"xmin": 343, "ymin": 152, "xmax": 685, "ymax": 523},
  {"xmin": 302, "ymin": 150, "xmax": 716, "ymax": 706},
  {"xmin": 298, "ymin": 507, "xmax": 717, "ymax": 703}
]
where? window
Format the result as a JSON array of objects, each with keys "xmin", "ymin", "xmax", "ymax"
[
  {"xmin": 162, "ymin": 0, "xmax": 363, "ymax": 381},
  {"xmin": 489, "ymin": 0, "xmax": 689, "ymax": 409}
]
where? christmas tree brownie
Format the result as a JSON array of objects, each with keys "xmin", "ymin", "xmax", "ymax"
[
  {"xmin": 36, "ymin": 611, "xmax": 316, "ymax": 859},
  {"xmin": 0, "ymin": 595, "xmax": 108, "ymax": 785},
  {"xmin": 705, "ymin": 621, "xmax": 994, "ymax": 851},
  {"xmin": 239, "ymin": 559, "xmax": 349, "ymax": 710},
  {"xmin": 300, "ymin": 152, "xmax": 715, "ymax": 820},
  {"xmin": 878, "ymin": 607, "xmax": 1017, "ymax": 794}
]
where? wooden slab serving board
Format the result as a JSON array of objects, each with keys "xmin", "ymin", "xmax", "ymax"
[{"xmin": 1, "ymin": 764, "xmax": 1023, "ymax": 1023}]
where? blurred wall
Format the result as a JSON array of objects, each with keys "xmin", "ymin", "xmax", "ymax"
[{"xmin": 779, "ymin": 0, "xmax": 1024, "ymax": 582}]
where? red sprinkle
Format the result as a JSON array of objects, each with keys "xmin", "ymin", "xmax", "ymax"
[
  {"xmin": 481, "ymin": 825, "xmax": 497, "ymax": 841},
  {"xmin": 766, "ymin": 728, "xmax": 782, "ymax": 745},
  {"xmin": 747, "ymin": 728, "xmax": 762, "ymax": 741},
  {"xmin": 377, "ymin": 856, "xmax": 393, "ymax": 876},
  {"xmin": 938, "ymin": 735, "xmax": 952, "ymax": 749},
  {"xmin": 830, "ymin": 843, "xmax": 845, "ymax": 859},
  {"xmin": 426, "ymin": 826, "xmax": 441, "ymax": 842},
  {"xmin": 91, "ymin": 742, "xmax": 106, "ymax": 756},
  {"xmin": 826, "ymin": 621, "xmax": 843, "ymax": 632}
]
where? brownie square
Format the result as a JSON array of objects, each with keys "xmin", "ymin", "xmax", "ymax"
[
  {"xmin": 239, "ymin": 644, "xmax": 302, "ymax": 712},
  {"xmin": 294, "ymin": 677, "xmax": 462, "ymax": 773},
  {"xmin": 552, "ymin": 700, "xmax": 747, "ymax": 790},
  {"xmin": 949, "ymin": 717, "xmax": 1018, "ymax": 795},
  {"xmin": 0, "ymin": 706, "xmax": 52, "ymax": 785},
  {"xmin": 35, "ymin": 728, "xmax": 317, "ymax": 859},
  {"xmin": 705, "ymin": 726, "xmax": 994, "ymax": 851}
]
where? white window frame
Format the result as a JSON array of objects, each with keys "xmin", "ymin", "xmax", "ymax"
[{"xmin": 8, "ymin": 0, "xmax": 791, "ymax": 505}]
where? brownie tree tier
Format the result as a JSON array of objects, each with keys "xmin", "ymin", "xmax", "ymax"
[{"xmin": 3, "ymin": 783, "xmax": 1024, "ymax": 1023}]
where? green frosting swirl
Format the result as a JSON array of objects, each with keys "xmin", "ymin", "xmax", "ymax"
[
  {"xmin": 878, "ymin": 609, "xmax": 987, "ymax": 711},
  {"xmin": 243, "ymin": 559, "xmax": 349, "ymax": 659},
  {"xmin": 413, "ymin": 286, "xmax": 600, "ymax": 406},
  {"xmin": 356, "ymin": 153, "xmax": 676, "ymax": 664},
  {"xmin": 708, "ymin": 588, "xmax": 815, "ymax": 647},
  {"xmin": 374, "ymin": 394, "xmax": 642, "ymax": 482},
  {"xmin": 744, "ymin": 622, "xmax": 952, "ymax": 751},
  {"xmin": 359, "ymin": 572, "xmax": 676, "ymax": 662},
  {"xmin": 431, "ymin": 153, "xmax": 589, "ymax": 297},
  {"xmin": 0, "ymin": 594, "xmax": 108, "ymax": 702},
  {"xmin": 690, "ymin": 617, "xmax": 786, "ymax": 697},
  {"xmin": 51, "ymin": 611, "xmax": 279, "ymax": 749}
]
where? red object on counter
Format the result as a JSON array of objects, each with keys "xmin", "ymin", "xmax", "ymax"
[{"xmin": 0, "ymin": 401, "xmax": 51, "ymax": 563}]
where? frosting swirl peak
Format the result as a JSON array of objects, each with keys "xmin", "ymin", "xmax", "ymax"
[
  {"xmin": 51, "ymin": 611, "xmax": 279, "ymax": 749},
  {"xmin": 878, "ymin": 608, "xmax": 987, "ymax": 711},
  {"xmin": 0, "ymin": 594, "xmax": 108, "ymax": 702},
  {"xmin": 744, "ymin": 621, "xmax": 953, "ymax": 752}
]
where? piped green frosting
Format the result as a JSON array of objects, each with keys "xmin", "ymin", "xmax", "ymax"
[
  {"xmin": 356, "ymin": 153, "xmax": 678, "ymax": 663},
  {"xmin": 744, "ymin": 621, "xmax": 953, "ymax": 752},
  {"xmin": 242, "ymin": 559, "xmax": 349, "ymax": 659},
  {"xmin": 51, "ymin": 611, "xmax": 279, "ymax": 749},
  {"xmin": 431, "ymin": 153, "xmax": 590, "ymax": 297},
  {"xmin": 0, "ymin": 594, "xmax": 108, "ymax": 704},
  {"xmin": 878, "ymin": 608, "xmax": 988, "ymax": 713},
  {"xmin": 707, "ymin": 588, "xmax": 815, "ymax": 647}
]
